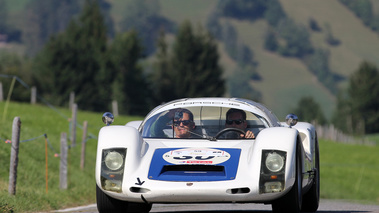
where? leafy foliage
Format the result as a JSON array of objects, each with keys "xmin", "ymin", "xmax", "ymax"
[
  {"xmin": 107, "ymin": 31, "xmax": 150, "ymax": 115},
  {"xmin": 0, "ymin": 52, "xmax": 32, "ymax": 102},
  {"xmin": 324, "ymin": 23, "xmax": 340, "ymax": 46},
  {"xmin": 0, "ymin": 0, "xmax": 21, "ymax": 42},
  {"xmin": 0, "ymin": 0, "xmax": 7, "ymax": 32},
  {"xmin": 339, "ymin": 0, "xmax": 373, "ymax": 26},
  {"xmin": 216, "ymin": 0, "xmax": 267, "ymax": 21},
  {"xmin": 119, "ymin": 0, "xmax": 175, "ymax": 56},
  {"xmin": 227, "ymin": 66, "xmax": 261, "ymax": 102},
  {"xmin": 332, "ymin": 61, "xmax": 379, "ymax": 134},
  {"xmin": 292, "ymin": 96, "xmax": 327, "ymax": 125},
  {"xmin": 151, "ymin": 21, "xmax": 225, "ymax": 104},
  {"xmin": 308, "ymin": 17, "xmax": 322, "ymax": 32},
  {"xmin": 264, "ymin": 0, "xmax": 286, "ymax": 26},
  {"xmin": 339, "ymin": 0, "xmax": 379, "ymax": 34},
  {"xmin": 32, "ymin": 0, "xmax": 109, "ymax": 111},
  {"xmin": 264, "ymin": 28, "xmax": 279, "ymax": 52},
  {"xmin": 276, "ymin": 18, "xmax": 314, "ymax": 57},
  {"xmin": 303, "ymin": 48, "xmax": 338, "ymax": 94},
  {"xmin": 23, "ymin": 0, "xmax": 81, "ymax": 56}
]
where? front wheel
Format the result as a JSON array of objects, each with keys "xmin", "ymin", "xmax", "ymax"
[
  {"xmin": 301, "ymin": 134, "xmax": 320, "ymax": 212},
  {"xmin": 96, "ymin": 184, "xmax": 152, "ymax": 213},
  {"xmin": 272, "ymin": 142, "xmax": 302, "ymax": 213}
]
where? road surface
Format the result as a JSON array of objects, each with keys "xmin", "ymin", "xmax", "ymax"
[{"xmin": 54, "ymin": 199, "xmax": 379, "ymax": 213}]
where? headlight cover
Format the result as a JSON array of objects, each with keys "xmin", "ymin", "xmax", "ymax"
[
  {"xmin": 265, "ymin": 152, "xmax": 284, "ymax": 172},
  {"xmin": 259, "ymin": 150, "xmax": 286, "ymax": 194},
  {"xmin": 105, "ymin": 151, "xmax": 124, "ymax": 170},
  {"xmin": 101, "ymin": 148, "xmax": 127, "ymax": 193}
]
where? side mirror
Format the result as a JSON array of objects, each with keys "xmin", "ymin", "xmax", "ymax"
[
  {"xmin": 285, "ymin": 113, "xmax": 298, "ymax": 128},
  {"xmin": 102, "ymin": 112, "xmax": 114, "ymax": 126}
]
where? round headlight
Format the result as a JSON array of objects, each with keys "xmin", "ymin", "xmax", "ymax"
[
  {"xmin": 104, "ymin": 151, "xmax": 124, "ymax": 170},
  {"xmin": 265, "ymin": 152, "xmax": 284, "ymax": 172}
]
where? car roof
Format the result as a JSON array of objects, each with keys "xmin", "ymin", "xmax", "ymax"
[{"xmin": 144, "ymin": 97, "xmax": 281, "ymax": 127}]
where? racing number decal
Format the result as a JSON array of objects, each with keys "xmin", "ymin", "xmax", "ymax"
[{"xmin": 163, "ymin": 148, "xmax": 230, "ymax": 165}]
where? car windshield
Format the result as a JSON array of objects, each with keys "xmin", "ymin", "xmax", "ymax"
[{"xmin": 141, "ymin": 106, "xmax": 268, "ymax": 140}]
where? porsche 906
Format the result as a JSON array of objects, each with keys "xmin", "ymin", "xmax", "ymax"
[{"xmin": 96, "ymin": 97, "xmax": 320, "ymax": 213}]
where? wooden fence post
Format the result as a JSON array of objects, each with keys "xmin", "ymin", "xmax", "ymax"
[
  {"xmin": 71, "ymin": 103, "xmax": 77, "ymax": 146},
  {"xmin": 80, "ymin": 121, "xmax": 88, "ymax": 170},
  {"xmin": 60, "ymin": 132, "xmax": 68, "ymax": 189},
  {"xmin": 0, "ymin": 82, "xmax": 3, "ymax": 101},
  {"xmin": 112, "ymin": 100, "xmax": 119, "ymax": 117},
  {"xmin": 69, "ymin": 92, "xmax": 75, "ymax": 110},
  {"xmin": 8, "ymin": 117, "xmax": 21, "ymax": 195},
  {"xmin": 31, "ymin": 86, "xmax": 37, "ymax": 104}
]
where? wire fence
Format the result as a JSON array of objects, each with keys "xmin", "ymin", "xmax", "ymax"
[
  {"xmin": 0, "ymin": 74, "xmax": 98, "ymax": 139},
  {"xmin": 314, "ymin": 124, "xmax": 376, "ymax": 146}
]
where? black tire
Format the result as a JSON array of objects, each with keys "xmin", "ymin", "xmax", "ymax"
[
  {"xmin": 301, "ymin": 135, "xmax": 320, "ymax": 212},
  {"xmin": 96, "ymin": 184, "xmax": 152, "ymax": 213},
  {"xmin": 272, "ymin": 142, "xmax": 302, "ymax": 213}
]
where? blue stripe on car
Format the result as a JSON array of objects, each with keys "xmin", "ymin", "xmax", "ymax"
[{"xmin": 148, "ymin": 148, "xmax": 241, "ymax": 181}]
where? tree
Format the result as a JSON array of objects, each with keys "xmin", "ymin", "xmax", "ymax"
[
  {"xmin": 264, "ymin": 28, "xmax": 278, "ymax": 51},
  {"xmin": 119, "ymin": 0, "xmax": 174, "ymax": 56},
  {"xmin": 216, "ymin": 0, "xmax": 267, "ymax": 21},
  {"xmin": 0, "ymin": 0, "xmax": 7, "ymax": 32},
  {"xmin": 347, "ymin": 61, "xmax": 379, "ymax": 133},
  {"xmin": 32, "ymin": 0, "xmax": 109, "ymax": 111},
  {"xmin": 23, "ymin": 0, "xmax": 81, "ymax": 56},
  {"xmin": 277, "ymin": 18, "xmax": 314, "ymax": 57},
  {"xmin": 171, "ymin": 21, "xmax": 225, "ymax": 98},
  {"xmin": 150, "ymin": 30, "xmax": 176, "ymax": 104},
  {"xmin": 264, "ymin": 0, "xmax": 286, "ymax": 26},
  {"xmin": 227, "ymin": 66, "xmax": 261, "ymax": 102},
  {"xmin": 107, "ymin": 31, "xmax": 149, "ymax": 115},
  {"xmin": 339, "ymin": 0, "xmax": 373, "ymax": 26},
  {"xmin": 293, "ymin": 96, "xmax": 327, "ymax": 125},
  {"xmin": 0, "ymin": 52, "xmax": 32, "ymax": 102},
  {"xmin": 304, "ymin": 48, "xmax": 337, "ymax": 94},
  {"xmin": 151, "ymin": 21, "xmax": 225, "ymax": 103},
  {"xmin": 332, "ymin": 61, "xmax": 379, "ymax": 134}
]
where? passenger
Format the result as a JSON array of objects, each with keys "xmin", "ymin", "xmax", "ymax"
[
  {"xmin": 225, "ymin": 108, "xmax": 255, "ymax": 139},
  {"xmin": 151, "ymin": 108, "xmax": 195, "ymax": 138}
]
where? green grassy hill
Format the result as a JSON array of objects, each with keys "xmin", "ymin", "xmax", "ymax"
[
  {"xmin": 125, "ymin": 0, "xmax": 379, "ymax": 119},
  {"xmin": 4, "ymin": 0, "xmax": 379, "ymax": 119}
]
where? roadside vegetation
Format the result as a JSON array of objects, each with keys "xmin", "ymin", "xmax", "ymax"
[
  {"xmin": 0, "ymin": 101, "xmax": 141, "ymax": 212},
  {"xmin": 1, "ymin": 101, "xmax": 379, "ymax": 212}
]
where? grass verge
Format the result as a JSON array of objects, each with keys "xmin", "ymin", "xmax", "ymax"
[
  {"xmin": 320, "ymin": 139, "xmax": 379, "ymax": 204},
  {"xmin": 0, "ymin": 101, "xmax": 141, "ymax": 212}
]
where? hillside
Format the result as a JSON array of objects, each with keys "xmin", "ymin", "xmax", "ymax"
[
  {"xmin": 3, "ymin": 0, "xmax": 379, "ymax": 119},
  {"xmin": 155, "ymin": 0, "xmax": 379, "ymax": 118}
]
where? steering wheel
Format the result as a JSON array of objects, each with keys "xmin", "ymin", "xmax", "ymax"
[{"xmin": 214, "ymin": 128, "xmax": 246, "ymax": 139}]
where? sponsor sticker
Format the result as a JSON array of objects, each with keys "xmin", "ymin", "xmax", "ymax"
[{"xmin": 163, "ymin": 148, "xmax": 230, "ymax": 165}]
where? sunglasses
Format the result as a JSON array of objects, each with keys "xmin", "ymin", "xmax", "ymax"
[
  {"xmin": 174, "ymin": 120, "xmax": 192, "ymax": 126},
  {"xmin": 226, "ymin": 119, "xmax": 243, "ymax": 125}
]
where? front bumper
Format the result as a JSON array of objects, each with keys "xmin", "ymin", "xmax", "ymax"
[{"xmin": 100, "ymin": 179, "xmax": 292, "ymax": 204}]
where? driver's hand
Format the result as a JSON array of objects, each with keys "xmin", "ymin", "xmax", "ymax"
[{"xmin": 244, "ymin": 130, "xmax": 255, "ymax": 139}]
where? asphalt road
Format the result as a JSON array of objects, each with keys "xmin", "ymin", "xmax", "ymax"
[{"xmin": 54, "ymin": 200, "xmax": 379, "ymax": 213}]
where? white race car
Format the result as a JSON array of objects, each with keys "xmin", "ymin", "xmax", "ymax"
[{"xmin": 96, "ymin": 97, "xmax": 320, "ymax": 213}]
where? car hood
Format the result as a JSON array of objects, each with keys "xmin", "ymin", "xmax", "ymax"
[{"xmin": 147, "ymin": 147, "xmax": 241, "ymax": 182}]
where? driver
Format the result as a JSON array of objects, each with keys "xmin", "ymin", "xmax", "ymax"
[
  {"xmin": 151, "ymin": 108, "xmax": 195, "ymax": 138},
  {"xmin": 225, "ymin": 108, "xmax": 255, "ymax": 139}
]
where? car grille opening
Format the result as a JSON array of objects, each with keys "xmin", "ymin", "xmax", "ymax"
[{"xmin": 160, "ymin": 165, "xmax": 225, "ymax": 176}]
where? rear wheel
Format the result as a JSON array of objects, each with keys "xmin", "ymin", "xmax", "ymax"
[
  {"xmin": 301, "ymin": 135, "xmax": 320, "ymax": 212},
  {"xmin": 272, "ymin": 142, "xmax": 302, "ymax": 213},
  {"xmin": 96, "ymin": 184, "xmax": 152, "ymax": 213}
]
